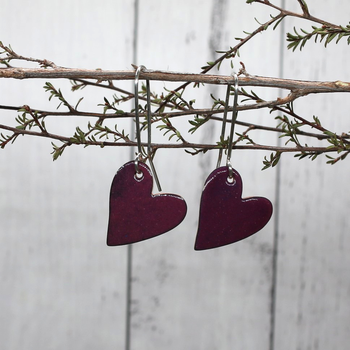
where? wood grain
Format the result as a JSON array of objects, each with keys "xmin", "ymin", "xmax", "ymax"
[
  {"xmin": 0, "ymin": 1, "xmax": 135, "ymax": 349},
  {"xmin": 1, "ymin": 1, "xmax": 350, "ymax": 350},
  {"xmin": 274, "ymin": 1, "xmax": 350, "ymax": 349}
]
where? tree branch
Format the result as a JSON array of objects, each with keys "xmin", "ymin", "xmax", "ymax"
[
  {"xmin": 0, "ymin": 122, "xmax": 338, "ymax": 154},
  {"xmin": 1, "ymin": 67, "xmax": 350, "ymax": 93},
  {"xmin": 1, "ymin": 0, "xmax": 350, "ymax": 166}
]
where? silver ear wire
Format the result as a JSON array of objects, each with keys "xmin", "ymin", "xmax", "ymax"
[
  {"xmin": 216, "ymin": 74, "xmax": 239, "ymax": 178},
  {"xmin": 216, "ymin": 83, "xmax": 231, "ymax": 169},
  {"xmin": 134, "ymin": 65, "xmax": 162, "ymax": 191},
  {"xmin": 226, "ymin": 74, "xmax": 239, "ymax": 179},
  {"xmin": 145, "ymin": 78, "xmax": 162, "ymax": 192}
]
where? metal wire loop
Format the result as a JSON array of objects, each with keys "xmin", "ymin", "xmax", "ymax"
[
  {"xmin": 134, "ymin": 152, "xmax": 142, "ymax": 178},
  {"xmin": 216, "ymin": 83, "xmax": 231, "ymax": 169},
  {"xmin": 216, "ymin": 73, "xmax": 239, "ymax": 179},
  {"xmin": 227, "ymin": 73, "xmax": 239, "ymax": 168},
  {"xmin": 134, "ymin": 65, "xmax": 162, "ymax": 191},
  {"xmin": 134, "ymin": 65, "xmax": 145, "ymax": 157}
]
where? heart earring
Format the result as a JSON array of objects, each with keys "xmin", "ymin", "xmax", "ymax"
[
  {"xmin": 194, "ymin": 74, "xmax": 273, "ymax": 250},
  {"xmin": 107, "ymin": 66, "xmax": 187, "ymax": 246}
]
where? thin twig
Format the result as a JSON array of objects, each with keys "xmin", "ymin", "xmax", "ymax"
[
  {"xmin": 0, "ymin": 122, "xmax": 338, "ymax": 153},
  {"xmin": 254, "ymin": 0, "xmax": 341, "ymax": 28}
]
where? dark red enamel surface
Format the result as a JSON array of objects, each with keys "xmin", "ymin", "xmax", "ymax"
[
  {"xmin": 107, "ymin": 161, "xmax": 187, "ymax": 246},
  {"xmin": 195, "ymin": 166, "xmax": 273, "ymax": 250}
]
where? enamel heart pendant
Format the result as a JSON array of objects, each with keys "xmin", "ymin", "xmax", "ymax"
[
  {"xmin": 107, "ymin": 161, "xmax": 187, "ymax": 246},
  {"xmin": 195, "ymin": 166, "xmax": 273, "ymax": 250}
]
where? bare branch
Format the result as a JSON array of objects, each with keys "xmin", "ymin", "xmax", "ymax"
[
  {"xmin": 1, "ymin": 0, "xmax": 350, "ymax": 166},
  {"xmin": 0, "ymin": 122, "xmax": 338, "ymax": 154},
  {"xmin": 1, "ymin": 67, "xmax": 350, "ymax": 94},
  {"xmin": 0, "ymin": 41, "xmax": 58, "ymax": 68}
]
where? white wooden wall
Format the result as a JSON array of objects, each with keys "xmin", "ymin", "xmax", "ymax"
[{"xmin": 1, "ymin": 1, "xmax": 349, "ymax": 349}]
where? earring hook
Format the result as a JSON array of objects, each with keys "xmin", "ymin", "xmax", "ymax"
[
  {"xmin": 134, "ymin": 65, "xmax": 144, "ymax": 162},
  {"xmin": 216, "ymin": 74, "xmax": 239, "ymax": 178},
  {"xmin": 134, "ymin": 65, "xmax": 162, "ymax": 191},
  {"xmin": 226, "ymin": 73, "xmax": 239, "ymax": 179},
  {"xmin": 216, "ymin": 83, "xmax": 231, "ymax": 169}
]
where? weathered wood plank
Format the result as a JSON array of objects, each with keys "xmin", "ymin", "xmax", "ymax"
[
  {"xmin": 2, "ymin": 1, "xmax": 349, "ymax": 350},
  {"xmin": 0, "ymin": 1, "xmax": 135, "ymax": 349},
  {"xmin": 274, "ymin": 1, "xmax": 350, "ymax": 349},
  {"xmin": 129, "ymin": 1, "xmax": 281, "ymax": 349}
]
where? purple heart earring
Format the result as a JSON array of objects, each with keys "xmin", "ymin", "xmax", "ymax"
[
  {"xmin": 194, "ymin": 74, "xmax": 273, "ymax": 250},
  {"xmin": 107, "ymin": 66, "xmax": 187, "ymax": 246}
]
